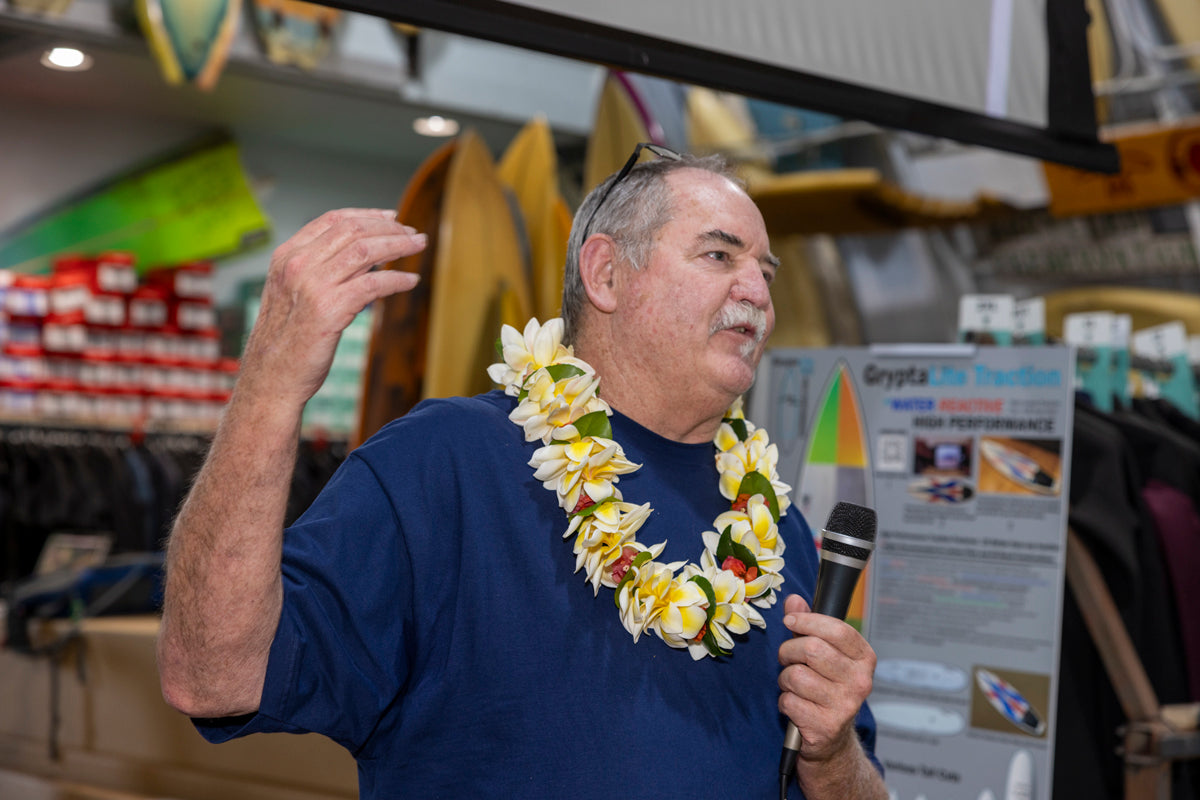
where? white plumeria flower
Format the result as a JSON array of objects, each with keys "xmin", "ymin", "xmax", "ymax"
[
  {"xmin": 616, "ymin": 559, "xmax": 706, "ymax": 645},
  {"xmin": 701, "ymin": 499, "xmax": 786, "ymax": 607},
  {"xmin": 713, "ymin": 421, "xmax": 743, "ymax": 453},
  {"xmin": 566, "ymin": 501, "xmax": 655, "ymax": 594},
  {"xmin": 715, "ymin": 429, "xmax": 792, "ymax": 515},
  {"xmin": 487, "ymin": 317, "xmax": 572, "ymax": 394},
  {"xmin": 509, "ymin": 365, "xmax": 603, "ymax": 444},
  {"xmin": 680, "ymin": 563, "xmax": 765, "ymax": 660},
  {"xmin": 713, "ymin": 496, "xmax": 785, "ymax": 555},
  {"xmin": 530, "ymin": 437, "xmax": 641, "ymax": 512}
]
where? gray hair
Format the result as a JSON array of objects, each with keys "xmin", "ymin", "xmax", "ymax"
[{"xmin": 561, "ymin": 153, "xmax": 740, "ymax": 344}]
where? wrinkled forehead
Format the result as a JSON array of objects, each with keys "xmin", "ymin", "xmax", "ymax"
[{"xmin": 664, "ymin": 169, "xmax": 773, "ymax": 255}]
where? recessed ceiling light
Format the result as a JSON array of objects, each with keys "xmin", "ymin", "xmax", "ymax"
[
  {"xmin": 413, "ymin": 115, "xmax": 459, "ymax": 137},
  {"xmin": 41, "ymin": 46, "xmax": 93, "ymax": 72}
]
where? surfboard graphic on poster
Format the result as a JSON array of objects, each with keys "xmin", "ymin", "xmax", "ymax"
[
  {"xmin": 797, "ymin": 360, "xmax": 873, "ymax": 628},
  {"xmin": 976, "ymin": 669, "xmax": 1047, "ymax": 737}
]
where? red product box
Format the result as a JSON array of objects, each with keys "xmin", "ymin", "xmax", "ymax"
[
  {"xmin": 94, "ymin": 251, "xmax": 138, "ymax": 295},
  {"xmin": 143, "ymin": 261, "xmax": 214, "ymax": 303},
  {"xmin": 128, "ymin": 285, "xmax": 170, "ymax": 330},
  {"xmin": 6, "ymin": 274, "xmax": 51, "ymax": 320}
]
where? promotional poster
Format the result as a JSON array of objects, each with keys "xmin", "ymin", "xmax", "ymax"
[{"xmin": 752, "ymin": 345, "xmax": 1075, "ymax": 800}]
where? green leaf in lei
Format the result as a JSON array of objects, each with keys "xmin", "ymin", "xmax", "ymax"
[
  {"xmin": 688, "ymin": 574, "xmax": 730, "ymax": 657},
  {"xmin": 736, "ymin": 471, "xmax": 780, "ymax": 522},
  {"xmin": 544, "ymin": 363, "xmax": 586, "ymax": 382},
  {"xmin": 714, "ymin": 527, "xmax": 759, "ymax": 572},
  {"xmin": 570, "ymin": 496, "xmax": 614, "ymax": 520},
  {"xmin": 517, "ymin": 362, "xmax": 586, "ymax": 402},
  {"xmin": 571, "ymin": 409, "xmax": 613, "ymax": 440}
]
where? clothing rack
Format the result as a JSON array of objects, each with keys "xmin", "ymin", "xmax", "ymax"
[
  {"xmin": 0, "ymin": 421, "xmax": 347, "ymax": 587},
  {"xmin": 1066, "ymin": 529, "xmax": 1200, "ymax": 798}
]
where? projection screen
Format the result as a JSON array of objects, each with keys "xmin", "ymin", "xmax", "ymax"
[{"xmin": 331, "ymin": 0, "xmax": 1118, "ymax": 173}]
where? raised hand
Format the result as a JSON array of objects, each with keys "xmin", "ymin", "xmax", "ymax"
[{"xmin": 240, "ymin": 208, "xmax": 428, "ymax": 407}]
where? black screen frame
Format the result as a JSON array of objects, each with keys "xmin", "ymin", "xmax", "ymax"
[{"xmin": 331, "ymin": 0, "xmax": 1119, "ymax": 173}]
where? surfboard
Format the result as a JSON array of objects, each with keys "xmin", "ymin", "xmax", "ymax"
[
  {"xmin": 979, "ymin": 438, "xmax": 1061, "ymax": 496},
  {"xmin": 907, "ymin": 476, "xmax": 976, "ymax": 504},
  {"xmin": 584, "ymin": 72, "xmax": 656, "ymax": 193},
  {"xmin": 423, "ymin": 129, "xmax": 533, "ymax": 401},
  {"xmin": 685, "ymin": 86, "xmax": 774, "ymax": 183},
  {"xmin": 797, "ymin": 360, "xmax": 873, "ymax": 629},
  {"xmin": 251, "ymin": 0, "xmax": 341, "ymax": 71},
  {"xmin": 135, "ymin": 0, "xmax": 240, "ymax": 91},
  {"xmin": 497, "ymin": 116, "xmax": 570, "ymax": 321},
  {"xmin": 764, "ymin": 235, "xmax": 835, "ymax": 348},
  {"xmin": 355, "ymin": 139, "xmax": 456, "ymax": 446},
  {"xmin": 976, "ymin": 669, "xmax": 1047, "ymax": 737}
]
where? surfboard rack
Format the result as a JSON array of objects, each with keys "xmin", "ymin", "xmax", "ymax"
[{"xmin": 1065, "ymin": 527, "xmax": 1200, "ymax": 799}]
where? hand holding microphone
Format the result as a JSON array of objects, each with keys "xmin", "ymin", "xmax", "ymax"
[{"xmin": 778, "ymin": 501, "xmax": 877, "ymax": 798}]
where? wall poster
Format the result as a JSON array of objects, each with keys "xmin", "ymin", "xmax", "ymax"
[{"xmin": 752, "ymin": 344, "xmax": 1075, "ymax": 800}]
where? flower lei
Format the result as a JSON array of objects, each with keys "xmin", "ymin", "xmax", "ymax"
[{"xmin": 488, "ymin": 317, "xmax": 792, "ymax": 660}]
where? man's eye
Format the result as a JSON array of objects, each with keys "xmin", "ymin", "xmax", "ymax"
[{"xmin": 707, "ymin": 251, "xmax": 729, "ymax": 262}]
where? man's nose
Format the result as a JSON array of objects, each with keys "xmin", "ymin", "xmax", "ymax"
[{"xmin": 731, "ymin": 261, "xmax": 772, "ymax": 309}]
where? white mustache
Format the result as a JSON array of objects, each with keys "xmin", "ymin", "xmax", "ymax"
[{"xmin": 711, "ymin": 303, "xmax": 767, "ymax": 343}]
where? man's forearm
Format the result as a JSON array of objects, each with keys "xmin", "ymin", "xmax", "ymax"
[
  {"xmin": 796, "ymin": 735, "xmax": 888, "ymax": 800},
  {"xmin": 157, "ymin": 381, "xmax": 303, "ymax": 719}
]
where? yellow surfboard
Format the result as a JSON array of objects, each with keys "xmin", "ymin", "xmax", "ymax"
[
  {"xmin": 423, "ymin": 129, "xmax": 533, "ymax": 400},
  {"xmin": 356, "ymin": 139, "xmax": 456, "ymax": 446},
  {"xmin": 584, "ymin": 72, "xmax": 655, "ymax": 193},
  {"xmin": 497, "ymin": 116, "xmax": 571, "ymax": 321},
  {"xmin": 136, "ymin": 0, "xmax": 240, "ymax": 91},
  {"xmin": 685, "ymin": 85, "xmax": 776, "ymax": 183}
]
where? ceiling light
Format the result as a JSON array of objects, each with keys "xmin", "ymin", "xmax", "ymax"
[
  {"xmin": 413, "ymin": 115, "xmax": 459, "ymax": 137},
  {"xmin": 41, "ymin": 46, "xmax": 93, "ymax": 72}
]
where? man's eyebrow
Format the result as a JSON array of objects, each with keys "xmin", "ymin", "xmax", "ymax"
[
  {"xmin": 696, "ymin": 229, "xmax": 780, "ymax": 269},
  {"xmin": 698, "ymin": 228, "xmax": 743, "ymax": 249}
]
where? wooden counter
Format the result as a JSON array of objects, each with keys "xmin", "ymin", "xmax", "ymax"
[{"xmin": 0, "ymin": 616, "xmax": 356, "ymax": 799}]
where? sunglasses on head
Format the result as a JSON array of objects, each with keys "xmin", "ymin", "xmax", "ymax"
[{"xmin": 580, "ymin": 142, "xmax": 682, "ymax": 239}]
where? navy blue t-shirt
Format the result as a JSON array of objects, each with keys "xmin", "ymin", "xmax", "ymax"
[{"xmin": 197, "ymin": 391, "xmax": 880, "ymax": 797}]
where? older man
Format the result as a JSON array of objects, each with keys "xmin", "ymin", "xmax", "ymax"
[{"xmin": 157, "ymin": 147, "xmax": 887, "ymax": 799}]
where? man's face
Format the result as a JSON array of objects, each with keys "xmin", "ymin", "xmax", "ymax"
[{"xmin": 614, "ymin": 169, "xmax": 777, "ymax": 407}]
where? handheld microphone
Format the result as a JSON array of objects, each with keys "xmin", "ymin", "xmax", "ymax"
[{"xmin": 779, "ymin": 501, "xmax": 877, "ymax": 798}]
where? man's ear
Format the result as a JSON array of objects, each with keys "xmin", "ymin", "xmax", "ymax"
[{"xmin": 578, "ymin": 235, "xmax": 619, "ymax": 313}]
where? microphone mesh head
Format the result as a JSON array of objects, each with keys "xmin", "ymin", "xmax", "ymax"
[
  {"xmin": 826, "ymin": 501, "xmax": 877, "ymax": 544},
  {"xmin": 821, "ymin": 536, "xmax": 873, "ymax": 562}
]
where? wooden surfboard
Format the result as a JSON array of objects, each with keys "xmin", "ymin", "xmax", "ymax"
[
  {"xmin": 497, "ymin": 116, "xmax": 571, "ymax": 321},
  {"xmin": 355, "ymin": 139, "xmax": 455, "ymax": 446},
  {"xmin": 135, "ymin": 0, "xmax": 240, "ymax": 91},
  {"xmin": 583, "ymin": 72, "xmax": 656, "ymax": 193},
  {"xmin": 423, "ymin": 129, "xmax": 533, "ymax": 401}
]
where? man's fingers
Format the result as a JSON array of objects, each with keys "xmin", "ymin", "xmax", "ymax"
[
  {"xmin": 279, "ymin": 208, "xmax": 402, "ymax": 256},
  {"xmin": 353, "ymin": 269, "xmax": 422, "ymax": 306},
  {"xmin": 783, "ymin": 611, "xmax": 872, "ymax": 663},
  {"xmin": 292, "ymin": 224, "xmax": 427, "ymax": 285},
  {"xmin": 275, "ymin": 209, "xmax": 422, "ymax": 274}
]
